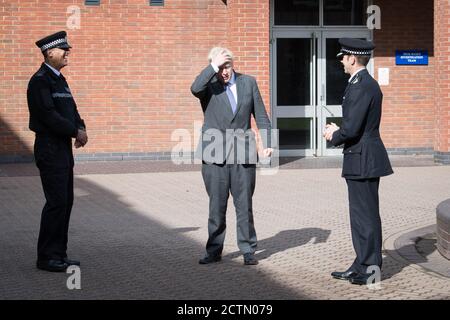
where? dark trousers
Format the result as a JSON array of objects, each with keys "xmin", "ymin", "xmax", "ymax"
[
  {"xmin": 201, "ymin": 163, "xmax": 257, "ymax": 256},
  {"xmin": 346, "ymin": 178, "xmax": 382, "ymax": 274},
  {"xmin": 34, "ymin": 136, "xmax": 74, "ymax": 261}
]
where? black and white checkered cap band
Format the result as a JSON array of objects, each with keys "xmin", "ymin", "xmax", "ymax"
[
  {"xmin": 40, "ymin": 38, "xmax": 68, "ymax": 51},
  {"xmin": 341, "ymin": 48, "xmax": 372, "ymax": 55}
]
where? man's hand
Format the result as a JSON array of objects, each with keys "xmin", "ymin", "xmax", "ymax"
[
  {"xmin": 261, "ymin": 148, "xmax": 273, "ymax": 158},
  {"xmin": 75, "ymin": 129, "xmax": 88, "ymax": 148},
  {"xmin": 74, "ymin": 140, "xmax": 83, "ymax": 148},
  {"xmin": 212, "ymin": 50, "xmax": 232, "ymax": 69},
  {"xmin": 323, "ymin": 123, "xmax": 339, "ymax": 141}
]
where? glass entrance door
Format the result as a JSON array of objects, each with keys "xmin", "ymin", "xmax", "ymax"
[
  {"xmin": 271, "ymin": 0, "xmax": 372, "ymax": 157},
  {"xmin": 273, "ymin": 31, "xmax": 318, "ymax": 156},
  {"xmin": 272, "ymin": 30, "xmax": 372, "ymax": 156},
  {"xmin": 318, "ymin": 31, "xmax": 372, "ymax": 156}
]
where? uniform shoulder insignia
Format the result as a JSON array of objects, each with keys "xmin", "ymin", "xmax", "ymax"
[{"xmin": 351, "ymin": 74, "xmax": 361, "ymax": 85}]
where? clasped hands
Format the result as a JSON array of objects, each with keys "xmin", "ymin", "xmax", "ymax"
[
  {"xmin": 323, "ymin": 122, "xmax": 339, "ymax": 141},
  {"xmin": 75, "ymin": 129, "xmax": 88, "ymax": 148}
]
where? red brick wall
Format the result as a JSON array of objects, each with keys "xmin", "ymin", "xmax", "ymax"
[
  {"xmin": 228, "ymin": 0, "xmax": 270, "ymax": 115},
  {"xmin": 0, "ymin": 0, "xmax": 270, "ymax": 159},
  {"xmin": 373, "ymin": 0, "xmax": 435, "ymax": 150},
  {"xmin": 434, "ymin": 0, "xmax": 450, "ymax": 153},
  {"xmin": 0, "ymin": 0, "xmax": 441, "ymax": 159}
]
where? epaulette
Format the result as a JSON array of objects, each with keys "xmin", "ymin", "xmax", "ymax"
[{"xmin": 350, "ymin": 73, "xmax": 361, "ymax": 85}]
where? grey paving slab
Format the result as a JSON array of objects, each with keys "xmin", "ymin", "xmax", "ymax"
[{"xmin": 0, "ymin": 161, "xmax": 450, "ymax": 299}]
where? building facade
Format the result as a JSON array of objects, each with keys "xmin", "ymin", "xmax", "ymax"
[{"xmin": 0, "ymin": 0, "xmax": 448, "ymax": 163}]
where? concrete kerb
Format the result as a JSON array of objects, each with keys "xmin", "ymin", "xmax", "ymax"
[{"xmin": 383, "ymin": 225, "xmax": 450, "ymax": 280}]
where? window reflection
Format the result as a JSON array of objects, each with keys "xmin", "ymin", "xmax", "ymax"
[
  {"xmin": 275, "ymin": 0, "xmax": 319, "ymax": 25},
  {"xmin": 324, "ymin": 0, "xmax": 368, "ymax": 25}
]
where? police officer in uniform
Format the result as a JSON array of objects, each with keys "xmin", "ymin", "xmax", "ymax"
[
  {"xmin": 27, "ymin": 31, "xmax": 88, "ymax": 272},
  {"xmin": 324, "ymin": 38, "xmax": 393, "ymax": 285}
]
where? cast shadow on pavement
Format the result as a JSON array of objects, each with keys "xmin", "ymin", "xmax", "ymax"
[
  {"xmin": 381, "ymin": 247, "xmax": 426, "ymax": 281},
  {"xmin": 381, "ymin": 235, "xmax": 444, "ymax": 281},
  {"xmin": 0, "ymin": 176, "xmax": 308, "ymax": 300},
  {"xmin": 224, "ymin": 228, "xmax": 332, "ymax": 261}
]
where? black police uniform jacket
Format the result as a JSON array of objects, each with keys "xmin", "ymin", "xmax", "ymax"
[
  {"xmin": 330, "ymin": 69, "xmax": 393, "ymax": 179},
  {"xmin": 27, "ymin": 63, "xmax": 85, "ymax": 168}
]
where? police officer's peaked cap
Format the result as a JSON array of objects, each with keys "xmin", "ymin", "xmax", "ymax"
[
  {"xmin": 35, "ymin": 31, "xmax": 72, "ymax": 52},
  {"xmin": 336, "ymin": 38, "xmax": 375, "ymax": 59}
]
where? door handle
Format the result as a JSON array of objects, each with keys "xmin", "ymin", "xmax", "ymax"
[
  {"xmin": 321, "ymin": 84, "xmax": 335, "ymax": 116},
  {"xmin": 322, "ymin": 105, "xmax": 335, "ymax": 117},
  {"xmin": 321, "ymin": 83, "xmax": 324, "ymax": 103}
]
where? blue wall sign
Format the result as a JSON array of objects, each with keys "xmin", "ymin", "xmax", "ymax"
[{"xmin": 396, "ymin": 50, "xmax": 428, "ymax": 65}]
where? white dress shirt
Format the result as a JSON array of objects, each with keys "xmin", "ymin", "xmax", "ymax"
[{"xmin": 45, "ymin": 63, "xmax": 61, "ymax": 77}]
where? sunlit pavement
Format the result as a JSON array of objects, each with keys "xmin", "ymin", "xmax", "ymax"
[{"xmin": 1, "ymin": 158, "xmax": 449, "ymax": 299}]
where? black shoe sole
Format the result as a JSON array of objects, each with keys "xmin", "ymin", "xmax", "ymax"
[
  {"xmin": 350, "ymin": 279, "xmax": 368, "ymax": 285},
  {"xmin": 36, "ymin": 265, "xmax": 68, "ymax": 272},
  {"xmin": 332, "ymin": 275, "xmax": 351, "ymax": 280}
]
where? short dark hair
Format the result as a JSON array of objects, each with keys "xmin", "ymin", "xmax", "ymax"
[
  {"xmin": 355, "ymin": 55, "xmax": 370, "ymax": 66},
  {"xmin": 42, "ymin": 49, "xmax": 49, "ymax": 61}
]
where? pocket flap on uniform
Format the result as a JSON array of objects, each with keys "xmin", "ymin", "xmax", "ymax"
[{"xmin": 343, "ymin": 144, "xmax": 362, "ymax": 154}]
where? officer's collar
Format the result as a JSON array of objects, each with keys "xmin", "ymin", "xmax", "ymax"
[
  {"xmin": 41, "ymin": 63, "xmax": 63, "ymax": 80},
  {"xmin": 44, "ymin": 63, "xmax": 61, "ymax": 76},
  {"xmin": 348, "ymin": 68, "xmax": 366, "ymax": 83}
]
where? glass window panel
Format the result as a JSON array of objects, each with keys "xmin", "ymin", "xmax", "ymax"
[
  {"xmin": 278, "ymin": 118, "xmax": 312, "ymax": 150},
  {"xmin": 326, "ymin": 38, "xmax": 350, "ymax": 105},
  {"xmin": 277, "ymin": 38, "xmax": 311, "ymax": 106},
  {"xmin": 274, "ymin": 0, "xmax": 319, "ymax": 26},
  {"xmin": 324, "ymin": 0, "xmax": 369, "ymax": 25}
]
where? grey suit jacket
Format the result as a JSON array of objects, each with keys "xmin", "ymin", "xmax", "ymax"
[{"xmin": 191, "ymin": 65, "xmax": 272, "ymax": 164}]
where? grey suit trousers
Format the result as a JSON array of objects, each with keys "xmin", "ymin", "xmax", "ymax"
[{"xmin": 201, "ymin": 163, "xmax": 257, "ymax": 256}]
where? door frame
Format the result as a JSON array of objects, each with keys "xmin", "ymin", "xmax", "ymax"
[
  {"xmin": 318, "ymin": 30, "xmax": 373, "ymax": 156},
  {"xmin": 270, "ymin": 0, "xmax": 374, "ymax": 157},
  {"xmin": 271, "ymin": 30, "xmax": 319, "ymax": 157}
]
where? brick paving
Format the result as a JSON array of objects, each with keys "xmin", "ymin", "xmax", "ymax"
[{"xmin": 0, "ymin": 158, "xmax": 449, "ymax": 299}]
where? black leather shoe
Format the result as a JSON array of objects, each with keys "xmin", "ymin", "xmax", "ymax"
[
  {"xmin": 243, "ymin": 253, "xmax": 258, "ymax": 265},
  {"xmin": 36, "ymin": 259, "xmax": 68, "ymax": 272},
  {"xmin": 331, "ymin": 270, "xmax": 358, "ymax": 280},
  {"xmin": 199, "ymin": 254, "xmax": 221, "ymax": 264},
  {"xmin": 63, "ymin": 258, "xmax": 80, "ymax": 266},
  {"xmin": 349, "ymin": 273, "xmax": 371, "ymax": 285}
]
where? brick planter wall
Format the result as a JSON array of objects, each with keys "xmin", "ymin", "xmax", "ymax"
[{"xmin": 436, "ymin": 199, "xmax": 450, "ymax": 260}]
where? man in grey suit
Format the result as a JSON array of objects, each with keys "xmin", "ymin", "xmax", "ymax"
[{"xmin": 191, "ymin": 47, "xmax": 273, "ymax": 265}]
